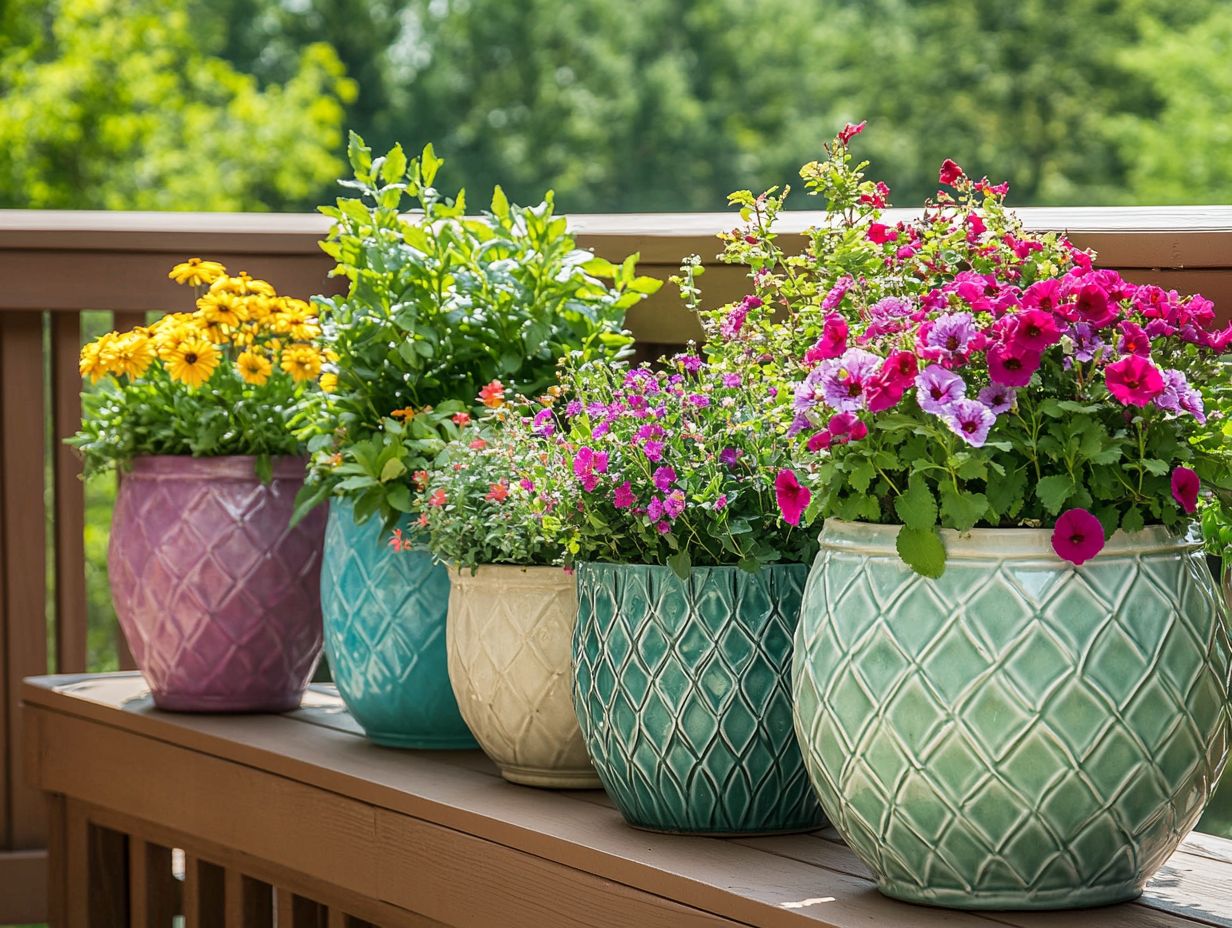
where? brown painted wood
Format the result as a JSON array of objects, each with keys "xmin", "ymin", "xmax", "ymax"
[
  {"xmin": 327, "ymin": 911, "xmax": 374, "ymax": 928},
  {"xmin": 276, "ymin": 891, "xmax": 327, "ymax": 928},
  {"xmin": 88, "ymin": 822, "xmax": 130, "ymax": 926},
  {"xmin": 0, "ymin": 848, "xmax": 50, "ymax": 923},
  {"xmin": 24, "ymin": 675, "xmax": 1229, "ymax": 928},
  {"xmin": 185, "ymin": 854, "xmax": 226, "ymax": 928},
  {"xmin": 0, "ymin": 310, "xmax": 48, "ymax": 849},
  {"xmin": 50, "ymin": 312, "xmax": 87, "ymax": 674},
  {"xmin": 225, "ymin": 869, "xmax": 272, "ymax": 927},
  {"xmin": 129, "ymin": 838, "xmax": 179, "ymax": 928},
  {"xmin": 63, "ymin": 800, "xmax": 91, "ymax": 928},
  {"xmin": 45, "ymin": 795, "xmax": 67, "ymax": 928}
]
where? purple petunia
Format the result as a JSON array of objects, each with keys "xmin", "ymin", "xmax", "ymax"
[
  {"xmin": 915, "ymin": 364, "xmax": 967, "ymax": 415},
  {"xmin": 652, "ymin": 466, "xmax": 677, "ymax": 492},
  {"xmin": 719, "ymin": 446, "xmax": 742, "ymax": 466},
  {"xmin": 532, "ymin": 407, "xmax": 555, "ymax": 436},
  {"xmin": 642, "ymin": 440, "xmax": 665, "ymax": 462},
  {"xmin": 922, "ymin": 312, "xmax": 979, "ymax": 363},
  {"xmin": 977, "ymin": 384, "xmax": 1016, "ymax": 415},
  {"xmin": 1155, "ymin": 369, "xmax": 1206, "ymax": 423},
  {"xmin": 1068, "ymin": 322, "xmax": 1104, "ymax": 363},
  {"xmin": 613, "ymin": 482, "xmax": 635, "ymax": 509},
  {"xmin": 942, "ymin": 399, "xmax": 997, "ymax": 447},
  {"xmin": 663, "ymin": 490, "xmax": 686, "ymax": 520},
  {"xmin": 817, "ymin": 348, "xmax": 882, "ymax": 412}
]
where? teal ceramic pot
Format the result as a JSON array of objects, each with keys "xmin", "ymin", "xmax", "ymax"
[
  {"xmin": 321, "ymin": 498, "xmax": 475, "ymax": 749},
  {"xmin": 794, "ymin": 520, "xmax": 1232, "ymax": 910},
  {"xmin": 573, "ymin": 562, "xmax": 826, "ymax": 835}
]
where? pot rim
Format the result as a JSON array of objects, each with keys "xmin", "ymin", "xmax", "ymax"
[
  {"xmin": 577, "ymin": 560, "xmax": 808, "ymax": 573},
  {"xmin": 448, "ymin": 563, "xmax": 575, "ymax": 589},
  {"xmin": 126, "ymin": 455, "xmax": 307, "ymax": 480},
  {"xmin": 819, "ymin": 518, "xmax": 1200, "ymax": 559}
]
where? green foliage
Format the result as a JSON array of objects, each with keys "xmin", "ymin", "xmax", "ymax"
[
  {"xmin": 0, "ymin": 0, "xmax": 356, "ymax": 210},
  {"xmin": 296, "ymin": 134, "xmax": 654, "ymax": 529}
]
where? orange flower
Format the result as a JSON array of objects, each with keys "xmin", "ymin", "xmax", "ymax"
[
  {"xmin": 451, "ymin": 412, "xmax": 471, "ymax": 426},
  {"xmin": 469, "ymin": 438, "xmax": 488, "ymax": 451},
  {"xmin": 390, "ymin": 407, "xmax": 416, "ymax": 419},
  {"xmin": 478, "ymin": 379, "xmax": 505, "ymax": 409},
  {"xmin": 485, "ymin": 480, "xmax": 510, "ymax": 502},
  {"xmin": 428, "ymin": 488, "xmax": 448, "ymax": 507},
  {"xmin": 412, "ymin": 470, "xmax": 430, "ymax": 491}
]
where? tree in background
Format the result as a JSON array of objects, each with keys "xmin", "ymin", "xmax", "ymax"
[{"xmin": 0, "ymin": 0, "xmax": 356, "ymax": 210}]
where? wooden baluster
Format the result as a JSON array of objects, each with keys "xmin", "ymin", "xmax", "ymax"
[
  {"xmin": 50, "ymin": 312, "xmax": 88, "ymax": 674},
  {"xmin": 184, "ymin": 855, "xmax": 225, "ymax": 928},
  {"xmin": 225, "ymin": 869, "xmax": 272, "ymax": 927},
  {"xmin": 128, "ymin": 837, "xmax": 178, "ymax": 927},
  {"xmin": 87, "ymin": 822, "xmax": 129, "ymax": 926},
  {"xmin": 274, "ymin": 889, "xmax": 327, "ymax": 927},
  {"xmin": 326, "ymin": 911, "xmax": 373, "ymax": 928}
]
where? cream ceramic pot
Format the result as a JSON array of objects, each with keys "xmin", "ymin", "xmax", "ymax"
[{"xmin": 446, "ymin": 565, "xmax": 600, "ymax": 788}]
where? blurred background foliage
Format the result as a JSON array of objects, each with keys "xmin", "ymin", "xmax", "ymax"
[
  {"xmin": 3, "ymin": 0, "xmax": 1231, "ymax": 836},
  {"xmin": 2, "ymin": 0, "xmax": 1231, "ymax": 212}
]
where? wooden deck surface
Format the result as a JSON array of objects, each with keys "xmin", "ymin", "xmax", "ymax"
[{"xmin": 21, "ymin": 672, "xmax": 1232, "ymax": 927}]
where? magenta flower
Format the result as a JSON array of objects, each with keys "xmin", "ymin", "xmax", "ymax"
[
  {"xmin": 1117, "ymin": 321, "xmax": 1151, "ymax": 357},
  {"xmin": 1022, "ymin": 279, "xmax": 1062, "ymax": 312},
  {"xmin": 1105, "ymin": 355, "xmax": 1165, "ymax": 407},
  {"xmin": 532, "ymin": 408, "xmax": 556, "ymax": 436},
  {"xmin": 987, "ymin": 342, "xmax": 1043, "ymax": 387},
  {"xmin": 775, "ymin": 469, "xmax": 811, "ymax": 526},
  {"xmin": 942, "ymin": 399, "xmax": 996, "ymax": 447},
  {"xmin": 804, "ymin": 312, "xmax": 849, "ymax": 364},
  {"xmin": 867, "ymin": 223, "xmax": 898, "ymax": 245},
  {"xmin": 807, "ymin": 430, "xmax": 832, "ymax": 452},
  {"xmin": 1071, "ymin": 281, "xmax": 1117, "ymax": 328},
  {"xmin": 642, "ymin": 440, "xmax": 665, "ymax": 462},
  {"xmin": 838, "ymin": 121, "xmax": 866, "ymax": 145},
  {"xmin": 613, "ymin": 482, "xmax": 635, "ymax": 509},
  {"xmin": 663, "ymin": 490, "xmax": 686, "ymax": 520},
  {"xmin": 915, "ymin": 364, "xmax": 966, "ymax": 414},
  {"xmin": 1006, "ymin": 309, "xmax": 1062, "ymax": 353},
  {"xmin": 714, "ymin": 494, "xmax": 728, "ymax": 511},
  {"xmin": 1051, "ymin": 508, "xmax": 1106, "ymax": 565},
  {"xmin": 652, "ymin": 466, "xmax": 677, "ymax": 492},
  {"xmin": 1171, "ymin": 467, "xmax": 1200, "ymax": 514},
  {"xmin": 821, "ymin": 276, "xmax": 852, "ymax": 311},
  {"xmin": 719, "ymin": 446, "xmax": 741, "ymax": 466},
  {"xmin": 939, "ymin": 158, "xmax": 964, "ymax": 185}
]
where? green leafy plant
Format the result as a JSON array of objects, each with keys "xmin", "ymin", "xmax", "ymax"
[
  {"xmin": 70, "ymin": 260, "xmax": 324, "ymax": 477},
  {"xmin": 294, "ymin": 133, "xmax": 659, "ymax": 527},
  {"xmin": 705, "ymin": 123, "xmax": 1232, "ymax": 575}
]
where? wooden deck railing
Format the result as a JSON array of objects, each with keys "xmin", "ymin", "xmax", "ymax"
[{"xmin": 2, "ymin": 206, "xmax": 1232, "ymax": 923}]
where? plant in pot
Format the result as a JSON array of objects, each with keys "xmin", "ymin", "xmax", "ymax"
[
  {"xmin": 559, "ymin": 354, "xmax": 826, "ymax": 834},
  {"xmin": 726, "ymin": 123, "xmax": 1232, "ymax": 908},
  {"xmin": 295, "ymin": 133, "xmax": 655, "ymax": 748},
  {"xmin": 415, "ymin": 398, "xmax": 601, "ymax": 787},
  {"xmin": 71, "ymin": 259, "xmax": 331, "ymax": 712}
]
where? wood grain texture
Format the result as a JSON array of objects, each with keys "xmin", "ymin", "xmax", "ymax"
[
  {"xmin": 225, "ymin": 869, "xmax": 272, "ymax": 928},
  {"xmin": 50, "ymin": 312, "xmax": 87, "ymax": 675},
  {"xmin": 185, "ymin": 854, "xmax": 226, "ymax": 928},
  {"xmin": 129, "ymin": 838, "xmax": 180, "ymax": 928},
  {"xmin": 0, "ymin": 848, "xmax": 49, "ymax": 923},
  {"xmin": 88, "ymin": 823, "xmax": 130, "ymax": 926},
  {"xmin": 0, "ymin": 311, "xmax": 48, "ymax": 849}
]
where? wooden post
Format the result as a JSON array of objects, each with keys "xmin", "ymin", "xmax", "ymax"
[{"xmin": 51, "ymin": 312, "xmax": 88, "ymax": 674}]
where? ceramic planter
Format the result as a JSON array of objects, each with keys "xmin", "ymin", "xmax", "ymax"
[
  {"xmin": 108, "ymin": 455, "xmax": 326, "ymax": 712},
  {"xmin": 573, "ymin": 562, "xmax": 825, "ymax": 835},
  {"xmin": 794, "ymin": 520, "xmax": 1231, "ymax": 910},
  {"xmin": 447, "ymin": 565, "xmax": 599, "ymax": 788},
  {"xmin": 321, "ymin": 498, "xmax": 475, "ymax": 749}
]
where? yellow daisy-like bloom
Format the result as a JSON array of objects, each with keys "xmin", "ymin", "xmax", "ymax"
[
  {"xmin": 279, "ymin": 344, "xmax": 323, "ymax": 383},
  {"xmin": 100, "ymin": 330, "xmax": 157, "ymax": 380},
  {"xmin": 196, "ymin": 290, "xmax": 247, "ymax": 328},
  {"xmin": 166, "ymin": 337, "xmax": 219, "ymax": 389},
  {"xmin": 211, "ymin": 272, "xmax": 276, "ymax": 298},
  {"xmin": 78, "ymin": 339, "xmax": 109, "ymax": 382},
  {"xmin": 289, "ymin": 320, "xmax": 321, "ymax": 342},
  {"xmin": 231, "ymin": 322, "xmax": 262, "ymax": 348},
  {"xmin": 319, "ymin": 371, "xmax": 338, "ymax": 393},
  {"xmin": 168, "ymin": 258, "xmax": 226, "ymax": 287},
  {"xmin": 236, "ymin": 350, "xmax": 273, "ymax": 386},
  {"xmin": 243, "ymin": 294, "xmax": 273, "ymax": 323},
  {"xmin": 265, "ymin": 296, "xmax": 308, "ymax": 335}
]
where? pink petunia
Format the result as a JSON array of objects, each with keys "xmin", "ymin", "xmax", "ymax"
[
  {"xmin": 1006, "ymin": 309, "xmax": 1063, "ymax": 353},
  {"xmin": 1171, "ymin": 467, "xmax": 1200, "ymax": 514},
  {"xmin": 1105, "ymin": 355, "xmax": 1165, "ymax": 407},
  {"xmin": 613, "ymin": 481, "xmax": 635, "ymax": 510},
  {"xmin": 1051, "ymin": 509, "xmax": 1106, "ymax": 566},
  {"xmin": 987, "ymin": 343, "xmax": 1043, "ymax": 387},
  {"xmin": 939, "ymin": 159, "xmax": 964, "ymax": 185},
  {"xmin": 775, "ymin": 469, "xmax": 811, "ymax": 526},
  {"xmin": 867, "ymin": 223, "xmax": 898, "ymax": 245}
]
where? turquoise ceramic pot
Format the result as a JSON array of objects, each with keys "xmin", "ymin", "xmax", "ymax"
[
  {"xmin": 321, "ymin": 498, "xmax": 475, "ymax": 749},
  {"xmin": 794, "ymin": 520, "xmax": 1231, "ymax": 910},
  {"xmin": 573, "ymin": 562, "xmax": 825, "ymax": 835}
]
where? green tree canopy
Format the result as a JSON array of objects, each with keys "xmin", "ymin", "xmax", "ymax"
[{"xmin": 0, "ymin": 0, "xmax": 356, "ymax": 210}]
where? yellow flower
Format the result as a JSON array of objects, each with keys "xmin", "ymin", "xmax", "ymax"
[
  {"xmin": 243, "ymin": 294, "xmax": 273, "ymax": 323},
  {"xmin": 279, "ymin": 344, "xmax": 323, "ymax": 382},
  {"xmin": 319, "ymin": 371, "xmax": 338, "ymax": 393},
  {"xmin": 168, "ymin": 258, "xmax": 226, "ymax": 287},
  {"xmin": 100, "ymin": 330, "xmax": 156, "ymax": 380},
  {"xmin": 289, "ymin": 320, "xmax": 321, "ymax": 342},
  {"xmin": 211, "ymin": 272, "xmax": 276, "ymax": 298},
  {"xmin": 264, "ymin": 296, "xmax": 307, "ymax": 334},
  {"xmin": 166, "ymin": 337, "xmax": 219, "ymax": 389},
  {"xmin": 78, "ymin": 339, "xmax": 109, "ymax": 382},
  {"xmin": 196, "ymin": 290, "xmax": 247, "ymax": 328},
  {"xmin": 236, "ymin": 350, "xmax": 273, "ymax": 386}
]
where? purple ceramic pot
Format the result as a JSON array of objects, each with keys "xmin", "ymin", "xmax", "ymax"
[{"xmin": 108, "ymin": 456, "xmax": 326, "ymax": 712}]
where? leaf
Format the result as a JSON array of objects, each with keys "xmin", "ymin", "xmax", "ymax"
[
  {"xmin": 379, "ymin": 458, "xmax": 407, "ymax": 483},
  {"xmin": 894, "ymin": 475, "xmax": 937, "ymax": 530},
  {"xmin": 420, "ymin": 142, "xmax": 443, "ymax": 186},
  {"xmin": 386, "ymin": 484, "xmax": 412, "ymax": 513},
  {"xmin": 490, "ymin": 184, "xmax": 510, "ymax": 220},
  {"xmin": 1121, "ymin": 506, "xmax": 1146, "ymax": 534},
  {"xmin": 667, "ymin": 549, "xmax": 692, "ymax": 580},
  {"xmin": 381, "ymin": 143, "xmax": 407, "ymax": 184},
  {"xmin": 1140, "ymin": 458, "xmax": 1170, "ymax": 476},
  {"xmin": 1035, "ymin": 474, "xmax": 1075, "ymax": 515},
  {"xmin": 896, "ymin": 526, "xmax": 947, "ymax": 578},
  {"xmin": 253, "ymin": 453, "xmax": 273, "ymax": 485},
  {"xmin": 939, "ymin": 486, "xmax": 988, "ymax": 532}
]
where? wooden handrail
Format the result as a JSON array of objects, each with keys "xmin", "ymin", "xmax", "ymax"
[{"xmin": 1, "ymin": 206, "xmax": 1231, "ymax": 923}]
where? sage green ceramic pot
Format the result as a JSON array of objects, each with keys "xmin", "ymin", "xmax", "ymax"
[
  {"xmin": 793, "ymin": 520, "xmax": 1232, "ymax": 910},
  {"xmin": 574, "ymin": 562, "xmax": 826, "ymax": 835}
]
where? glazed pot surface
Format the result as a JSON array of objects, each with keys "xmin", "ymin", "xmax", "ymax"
[
  {"xmin": 108, "ymin": 455, "xmax": 326, "ymax": 712},
  {"xmin": 794, "ymin": 520, "xmax": 1231, "ymax": 910},
  {"xmin": 321, "ymin": 498, "xmax": 474, "ymax": 748},
  {"xmin": 447, "ymin": 565, "xmax": 599, "ymax": 788},
  {"xmin": 574, "ymin": 561, "xmax": 825, "ymax": 835}
]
